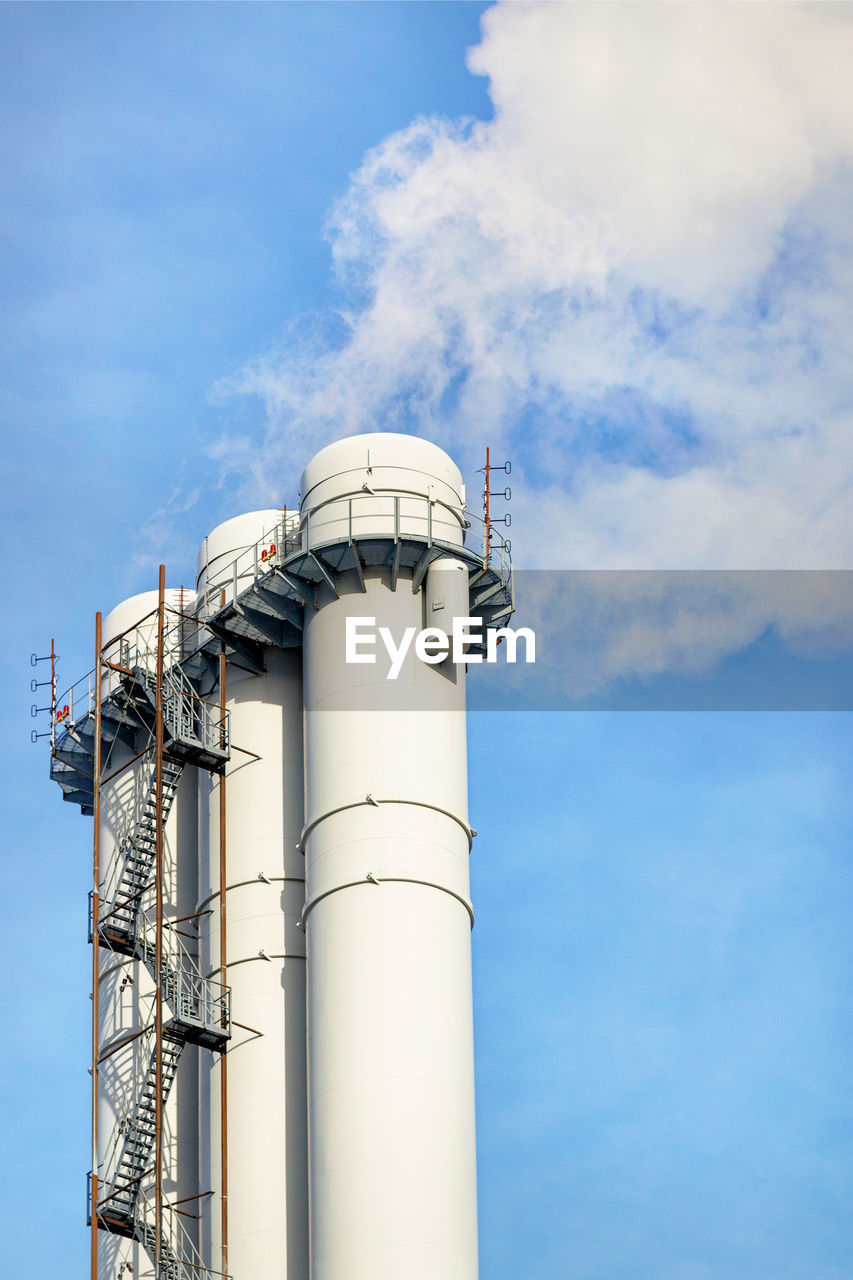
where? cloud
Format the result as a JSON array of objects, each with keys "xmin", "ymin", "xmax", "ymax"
[
  {"xmin": 134, "ymin": 483, "xmax": 202, "ymax": 575},
  {"xmin": 497, "ymin": 570, "xmax": 853, "ymax": 705},
  {"xmin": 219, "ymin": 0, "xmax": 853, "ymax": 653}
]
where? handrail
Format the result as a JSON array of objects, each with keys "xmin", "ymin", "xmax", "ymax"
[
  {"xmin": 193, "ymin": 492, "xmax": 510, "ymax": 622},
  {"xmin": 135, "ymin": 1189, "xmax": 232, "ymax": 1279},
  {"xmin": 99, "ymin": 1025, "xmax": 157, "ymax": 1196},
  {"xmin": 138, "ymin": 905, "xmax": 231, "ymax": 1035},
  {"xmin": 51, "ymin": 492, "xmax": 512, "ymax": 745}
]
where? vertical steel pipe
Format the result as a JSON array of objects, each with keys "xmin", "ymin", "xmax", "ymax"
[
  {"xmin": 91, "ymin": 611, "xmax": 102, "ymax": 1280},
  {"xmin": 196, "ymin": 512, "xmax": 308, "ymax": 1280},
  {"xmin": 219, "ymin": 594, "xmax": 229, "ymax": 1278},
  {"xmin": 154, "ymin": 565, "xmax": 166, "ymax": 1269},
  {"xmin": 300, "ymin": 435, "xmax": 478, "ymax": 1280}
]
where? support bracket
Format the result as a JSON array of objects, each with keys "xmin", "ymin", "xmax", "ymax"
[
  {"xmin": 350, "ymin": 540, "xmax": 367, "ymax": 594},
  {"xmin": 273, "ymin": 568, "xmax": 318, "ymax": 610},
  {"xmin": 308, "ymin": 552, "xmax": 339, "ymax": 597},
  {"xmin": 207, "ymin": 622, "xmax": 266, "ymax": 675},
  {"xmin": 412, "ymin": 546, "xmax": 436, "ymax": 594},
  {"xmin": 252, "ymin": 584, "xmax": 305, "ymax": 631}
]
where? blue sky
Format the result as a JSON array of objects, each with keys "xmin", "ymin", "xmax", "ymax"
[
  {"xmin": 2, "ymin": 4, "xmax": 852, "ymax": 1278},
  {"xmin": 471, "ymin": 712, "xmax": 853, "ymax": 1280}
]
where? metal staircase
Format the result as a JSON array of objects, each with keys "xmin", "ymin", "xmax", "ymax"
[
  {"xmin": 98, "ymin": 1032, "xmax": 184, "ymax": 1237},
  {"xmin": 139, "ymin": 1222, "xmax": 181, "ymax": 1280},
  {"xmin": 95, "ymin": 760, "xmax": 230, "ymax": 1248},
  {"xmin": 52, "ymin": 498, "xmax": 514, "ymax": 1280},
  {"xmin": 83, "ymin": 617, "xmax": 232, "ymax": 1276},
  {"xmin": 138, "ymin": 1216, "xmax": 183, "ymax": 1280},
  {"xmin": 94, "ymin": 753, "xmax": 230, "ymax": 1052},
  {"xmin": 98, "ymin": 756, "xmax": 183, "ymax": 956},
  {"xmin": 134, "ymin": 1195, "xmax": 226, "ymax": 1280},
  {"xmin": 139, "ymin": 915, "xmax": 230, "ymax": 1052},
  {"xmin": 100, "ymin": 1085, "xmax": 226, "ymax": 1280},
  {"xmin": 127, "ymin": 660, "xmax": 229, "ymax": 773}
]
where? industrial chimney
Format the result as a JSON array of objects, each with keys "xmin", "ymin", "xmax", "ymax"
[{"xmin": 47, "ymin": 433, "xmax": 514, "ymax": 1280}]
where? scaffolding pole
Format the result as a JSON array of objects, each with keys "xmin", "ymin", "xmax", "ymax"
[
  {"xmin": 91, "ymin": 612, "xmax": 102, "ymax": 1280},
  {"xmin": 154, "ymin": 565, "xmax": 166, "ymax": 1270},
  {"xmin": 219, "ymin": 587, "xmax": 229, "ymax": 1277}
]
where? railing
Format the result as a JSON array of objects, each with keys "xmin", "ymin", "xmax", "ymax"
[
  {"xmin": 97, "ymin": 1024, "xmax": 157, "ymax": 1202},
  {"xmin": 90, "ymin": 892, "xmax": 230, "ymax": 1038},
  {"xmin": 52, "ymin": 490, "xmax": 512, "ymax": 748},
  {"xmin": 299, "ymin": 492, "xmax": 445, "ymax": 548},
  {"xmin": 93, "ymin": 923, "xmax": 228, "ymax": 1226},
  {"xmin": 103, "ymin": 618, "xmax": 229, "ymax": 757},
  {"xmin": 98, "ymin": 1097, "xmax": 132, "ymax": 1206},
  {"xmin": 100, "ymin": 837, "xmax": 144, "ymax": 930},
  {"xmin": 194, "ymin": 492, "xmax": 512, "ymax": 621},
  {"xmin": 52, "ymin": 666, "xmax": 96, "ymax": 743},
  {"xmin": 138, "ymin": 908, "xmax": 230, "ymax": 1039},
  {"xmin": 135, "ymin": 1192, "xmax": 232, "ymax": 1280},
  {"xmin": 52, "ymin": 610, "xmax": 195, "ymax": 742},
  {"xmin": 196, "ymin": 513, "xmax": 301, "ymax": 621},
  {"xmin": 160, "ymin": 659, "xmax": 229, "ymax": 757},
  {"xmin": 97, "ymin": 748, "xmax": 156, "ymax": 911}
]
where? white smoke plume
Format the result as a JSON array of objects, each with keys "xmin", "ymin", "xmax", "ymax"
[{"xmin": 216, "ymin": 1, "xmax": 853, "ymax": 686}]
